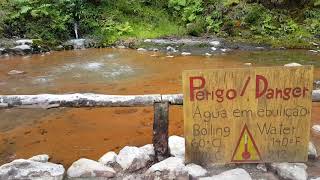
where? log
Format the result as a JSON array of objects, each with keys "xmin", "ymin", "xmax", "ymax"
[
  {"xmin": 0, "ymin": 90, "xmax": 320, "ymax": 109},
  {"xmin": 153, "ymin": 101, "xmax": 170, "ymax": 161},
  {"xmin": 0, "ymin": 93, "xmax": 183, "ymax": 109}
]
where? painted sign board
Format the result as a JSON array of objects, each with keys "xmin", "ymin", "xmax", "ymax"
[{"xmin": 182, "ymin": 66, "xmax": 313, "ymax": 164}]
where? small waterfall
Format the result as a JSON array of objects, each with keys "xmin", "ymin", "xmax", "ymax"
[{"xmin": 74, "ymin": 22, "xmax": 79, "ymax": 39}]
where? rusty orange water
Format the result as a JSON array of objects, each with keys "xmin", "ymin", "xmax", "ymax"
[{"xmin": 0, "ymin": 48, "xmax": 319, "ymax": 167}]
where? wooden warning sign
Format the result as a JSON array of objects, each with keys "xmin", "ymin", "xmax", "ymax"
[{"xmin": 182, "ymin": 66, "xmax": 313, "ymax": 164}]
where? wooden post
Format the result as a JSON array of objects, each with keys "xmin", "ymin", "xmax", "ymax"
[{"xmin": 153, "ymin": 101, "xmax": 170, "ymax": 162}]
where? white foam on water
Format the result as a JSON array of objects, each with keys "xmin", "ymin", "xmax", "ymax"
[
  {"xmin": 103, "ymin": 64, "xmax": 134, "ymax": 78},
  {"xmin": 32, "ymin": 76, "xmax": 53, "ymax": 84},
  {"xmin": 82, "ymin": 62, "xmax": 104, "ymax": 71}
]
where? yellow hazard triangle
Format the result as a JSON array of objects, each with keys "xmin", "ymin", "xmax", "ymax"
[{"xmin": 231, "ymin": 124, "xmax": 262, "ymax": 162}]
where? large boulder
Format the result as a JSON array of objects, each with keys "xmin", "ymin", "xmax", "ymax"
[
  {"xmin": 139, "ymin": 144, "xmax": 155, "ymax": 158},
  {"xmin": 9, "ymin": 44, "xmax": 32, "ymax": 55},
  {"xmin": 199, "ymin": 168, "xmax": 252, "ymax": 180},
  {"xmin": 0, "ymin": 159, "xmax": 65, "ymax": 180},
  {"xmin": 209, "ymin": 41, "xmax": 221, "ymax": 47},
  {"xmin": 270, "ymin": 162, "xmax": 307, "ymax": 180},
  {"xmin": 63, "ymin": 39, "xmax": 84, "ymax": 49},
  {"xmin": 67, "ymin": 158, "xmax": 116, "ymax": 179},
  {"xmin": 284, "ymin": 63, "xmax": 302, "ymax": 67},
  {"xmin": 146, "ymin": 157, "xmax": 188, "ymax": 179},
  {"xmin": 16, "ymin": 39, "xmax": 33, "ymax": 45},
  {"xmin": 169, "ymin": 135, "xmax": 185, "ymax": 160},
  {"xmin": 116, "ymin": 146, "xmax": 151, "ymax": 172},
  {"xmin": 186, "ymin": 163, "xmax": 207, "ymax": 178},
  {"xmin": 98, "ymin": 151, "xmax": 117, "ymax": 166}
]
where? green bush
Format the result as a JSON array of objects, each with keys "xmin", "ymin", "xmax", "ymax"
[
  {"xmin": 186, "ymin": 17, "xmax": 206, "ymax": 36},
  {"xmin": 0, "ymin": 0, "xmax": 319, "ymax": 48}
]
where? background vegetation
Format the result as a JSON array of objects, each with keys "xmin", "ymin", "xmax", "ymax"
[{"xmin": 0, "ymin": 0, "xmax": 319, "ymax": 48}]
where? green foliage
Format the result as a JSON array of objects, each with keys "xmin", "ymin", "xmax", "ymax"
[
  {"xmin": 99, "ymin": 20, "xmax": 133, "ymax": 44},
  {"xmin": 168, "ymin": 0, "xmax": 187, "ymax": 10},
  {"xmin": 182, "ymin": 0, "xmax": 203, "ymax": 22},
  {"xmin": 223, "ymin": 0, "xmax": 239, "ymax": 7},
  {"xmin": 186, "ymin": 17, "xmax": 206, "ymax": 36},
  {"xmin": 168, "ymin": 0, "xmax": 203, "ymax": 23},
  {"xmin": 304, "ymin": 9, "xmax": 320, "ymax": 35},
  {"xmin": 0, "ymin": 0, "xmax": 319, "ymax": 48}
]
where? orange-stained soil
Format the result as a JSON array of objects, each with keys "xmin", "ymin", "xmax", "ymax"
[
  {"xmin": 0, "ymin": 106, "xmax": 183, "ymax": 167},
  {"xmin": 0, "ymin": 48, "xmax": 320, "ymax": 168}
]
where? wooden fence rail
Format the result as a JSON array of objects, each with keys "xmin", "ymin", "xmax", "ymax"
[{"xmin": 1, "ymin": 89, "xmax": 320, "ymax": 109}]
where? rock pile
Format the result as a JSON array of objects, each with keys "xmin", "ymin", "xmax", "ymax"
[{"xmin": 0, "ymin": 135, "xmax": 319, "ymax": 179}]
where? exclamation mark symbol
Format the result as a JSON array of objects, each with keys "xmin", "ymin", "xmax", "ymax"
[{"xmin": 242, "ymin": 134, "xmax": 251, "ymax": 160}]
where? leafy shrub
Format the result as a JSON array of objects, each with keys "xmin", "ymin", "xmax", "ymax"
[
  {"xmin": 304, "ymin": 9, "xmax": 320, "ymax": 35},
  {"xmin": 186, "ymin": 17, "xmax": 206, "ymax": 36}
]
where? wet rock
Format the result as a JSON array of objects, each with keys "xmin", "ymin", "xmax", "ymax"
[
  {"xmin": 0, "ymin": 159, "xmax": 65, "ymax": 180},
  {"xmin": 200, "ymin": 168, "xmax": 252, "ymax": 180},
  {"xmin": 270, "ymin": 162, "xmax": 307, "ymax": 180},
  {"xmin": 256, "ymin": 163, "xmax": 267, "ymax": 172},
  {"xmin": 221, "ymin": 48, "xmax": 228, "ymax": 52},
  {"xmin": 186, "ymin": 163, "xmax": 207, "ymax": 178},
  {"xmin": 211, "ymin": 47, "xmax": 217, "ymax": 51},
  {"xmin": 16, "ymin": 39, "xmax": 33, "ymax": 45},
  {"xmin": 181, "ymin": 52, "xmax": 191, "ymax": 56},
  {"xmin": 144, "ymin": 39, "xmax": 152, "ymax": 43},
  {"xmin": 146, "ymin": 157, "xmax": 188, "ymax": 179},
  {"xmin": 7, "ymin": 70, "xmax": 25, "ymax": 75},
  {"xmin": 64, "ymin": 39, "xmax": 86, "ymax": 49},
  {"xmin": 166, "ymin": 55, "xmax": 174, "ymax": 58},
  {"xmin": 209, "ymin": 41, "xmax": 220, "ymax": 47},
  {"xmin": 9, "ymin": 44, "xmax": 32, "ymax": 55},
  {"xmin": 116, "ymin": 146, "xmax": 150, "ymax": 172},
  {"xmin": 0, "ymin": 48, "xmax": 6, "ymax": 55},
  {"xmin": 137, "ymin": 48, "xmax": 147, "ymax": 51},
  {"xmin": 166, "ymin": 46, "xmax": 177, "ymax": 53},
  {"xmin": 29, "ymin": 154, "xmax": 49, "ymax": 163},
  {"xmin": 98, "ymin": 151, "xmax": 117, "ymax": 166},
  {"xmin": 142, "ymin": 38, "xmax": 221, "ymax": 46},
  {"xmin": 168, "ymin": 135, "xmax": 185, "ymax": 160},
  {"xmin": 117, "ymin": 45, "xmax": 126, "ymax": 49},
  {"xmin": 54, "ymin": 45, "xmax": 64, "ymax": 51},
  {"xmin": 309, "ymin": 141, "xmax": 318, "ymax": 159},
  {"xmin": 309, "ymin": 50, "xmax": 319, "ymax": 53},
  {"xmin": 205, "ymin": 53, "xmax": 212, "ymax": 56},
  {"xmin": 312, "ymin": 125, "xmax": 320, "ymax": 133},
  {"xmin": 311, "ymin": 177, "xmax": 320, "ymax": 180},
  {"xmin": 255, "ymin": 46, "xmax": 265, "ymax": 50},
  {"xmin": 284, "ymin": 62, "xmax": 302, "ymax": 67},
  {"xmin": 244, "ymin": 63, "xmax": 252, "ymax": 66},
  {"xmin": 67, "ymin": 158, "xmax": 116, "ymax": 179}
]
